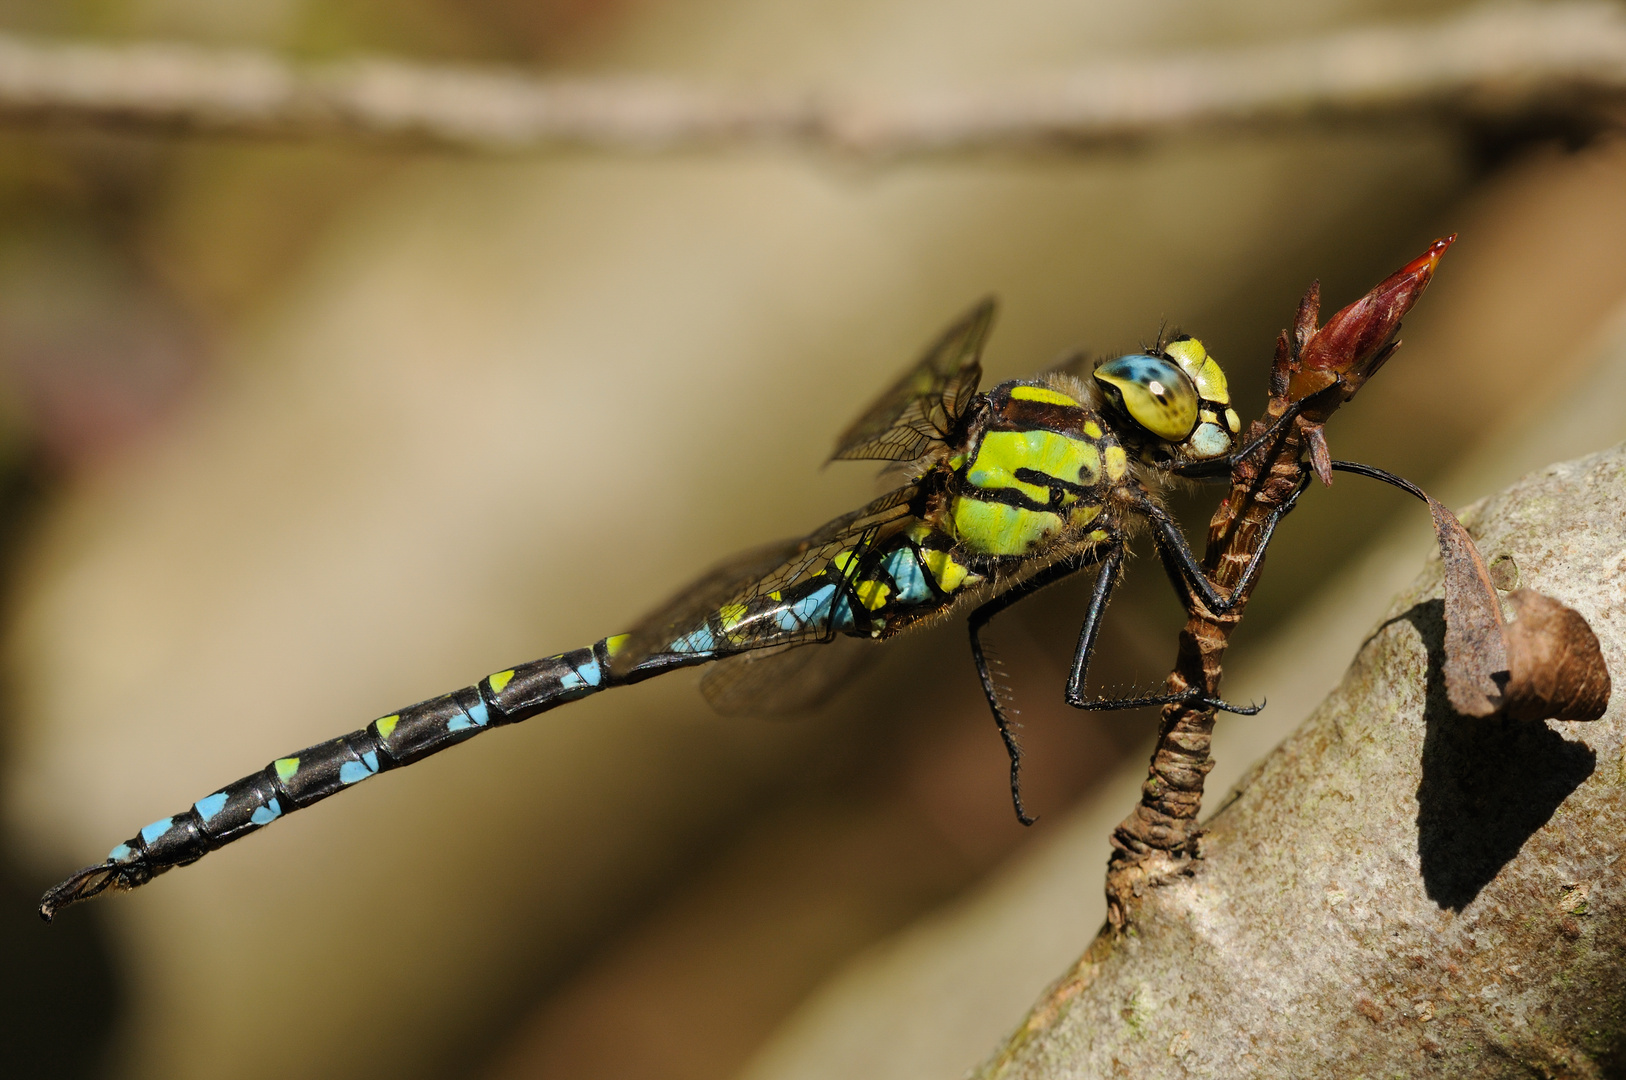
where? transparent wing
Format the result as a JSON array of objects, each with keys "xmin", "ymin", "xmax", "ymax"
[
  {"xmin": 611, "ymin": 484, "xmax": 920, "ymax": 674},
  {"xmin": 829, "ymin": 297, "xmax": 995, "ymax": 463},
  {"xmin": 698, "ymin": 636, "xmax": 879, "ymax": 717}
]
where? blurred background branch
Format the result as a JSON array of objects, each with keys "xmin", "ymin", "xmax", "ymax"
[{"xmin": 0, "ymin": 2, "xmax": 1624, "ymax": 155}]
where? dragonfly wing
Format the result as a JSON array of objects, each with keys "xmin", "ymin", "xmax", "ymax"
[
  {"xmin": 608, "ymin": 537, "xmax": 805, "ymax": 674},
  {"xmin": 610, "ymin": 484, "xmax": 921, "ymax": 675},
  {"xmin": 698, "ymin": 636, "xmax": 879, "ymax": 717},
  {"xmin": 829, "ymin": 298, "xmax": 995, "ymax": 463}
]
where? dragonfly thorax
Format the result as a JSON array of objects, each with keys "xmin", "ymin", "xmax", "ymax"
[{"xmin": 943, "ymin": 380, "xmax": 1126, "ymax": 558}]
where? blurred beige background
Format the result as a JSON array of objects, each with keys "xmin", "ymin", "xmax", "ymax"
[{"xmin": 0, "ymin": 2, "xmax": 1623, "ymax": 1079}]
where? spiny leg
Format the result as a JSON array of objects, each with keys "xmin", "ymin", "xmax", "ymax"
[
  {"xmin": 1327, "ymin": 459, "xmax": 1429, "ymax": 501},
  {"xmin": 967, "ymin": 557, "xmax": 1089, "ymax": 826},
  {"xmin": 1135, "ymin": 465, "xmax": 1313, "ymax": 619},
  {"xmin": 1060, "ymin": 543, "xmax": 1261, "ymax": 715},
  {"xmin": 1096, "ymin": 466, "xmax": 1313, "ymax": 713}
]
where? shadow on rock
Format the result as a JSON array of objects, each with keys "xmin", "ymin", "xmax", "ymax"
[{"xmin": 1403, "ymin": 599, "xmax": 1596, "ymax": 910}]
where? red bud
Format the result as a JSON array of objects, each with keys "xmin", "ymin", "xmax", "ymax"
[
  {"xmin": 1276, "ymin": 236, "xmax": 1456, "ymax": 478},
  {"xmin": 1301, "ymin": 235, "xmax": 1454, "ymax": 374}
]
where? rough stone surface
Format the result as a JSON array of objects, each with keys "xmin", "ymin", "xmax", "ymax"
[{"xmin": 977, "ymin": 444, "xmax": 1626, "ymax": 1079}]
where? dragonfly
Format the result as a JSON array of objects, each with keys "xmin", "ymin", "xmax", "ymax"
[{"xmin": 40, "ymin": 297, "xmax": 1310, "ymax": 921}]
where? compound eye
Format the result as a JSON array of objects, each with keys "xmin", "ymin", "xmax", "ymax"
[{"xmin": 1092, "ymin": 354, "xmax": 1199, "ymax": 442}]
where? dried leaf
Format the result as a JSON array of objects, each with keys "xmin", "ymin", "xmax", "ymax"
[
  {"xmin": 1431, "ymin": 496, "xmax": 1508, "ymax": 718},
  {"xmin": 1332, "ymin": 461, "xmax": 1610, "ymax": 723},
  {"xmin": 1430, "ymin": 498, "xmax": 1610, "ymax": 723},
  {"xmin": 1500, "ymin": 589, "xmax": 1612, "ymax": 722}
]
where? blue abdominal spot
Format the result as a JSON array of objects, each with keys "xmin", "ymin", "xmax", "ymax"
[
  {"xmin": 250, "ymin": 798, "xmax": 283, "ymax": 826},
  {"xmin": 774, "ymin": 584, "xmax": 838, "ymax": 634},
  {"xmin": 883, "ymin": 549, "xmax": 932, "ymax": 605},
  {"xmin": 193, "ymin": 792, "xmax": 229, "ymax": 823},
  {"xmin": 669, "ymin": 625, "xmax": 717, "ymax": 655},
  {"xmin": 339, "ymin": 749, "xmax": 382, "ymax": 785},
  {"xmin": 448, "ymin": 700, "xmax": 492, "ymax": 731}
]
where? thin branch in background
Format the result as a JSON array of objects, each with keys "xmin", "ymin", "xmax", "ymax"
[{"xmin": 0, "ymin": 2, "xmax": 1623, "ymax": 156}]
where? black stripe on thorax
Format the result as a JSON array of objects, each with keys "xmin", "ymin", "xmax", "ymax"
[
  {"xmin": 990, "ymin": 398, "xmax": 1108, "ymax": 439},
  {"xmin": 964, "ymin": 483, "xmax": 1052, "ymax": 514},
  {"xmin": 1012, "ymin": 466, "xmax": 1106, "ymax": 501}
]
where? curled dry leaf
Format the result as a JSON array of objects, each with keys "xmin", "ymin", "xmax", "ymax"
[
  {"xmin": 1432, "ymin": 495, "xmax": 1508, "ymax": 718},
  {"xmin": 1431, "ymin": 496, "xmax": 1611, "ymax": 722},
  {"xmin": 1500, "ymin": 588, "xmax": 1611, "ymax": 723}
]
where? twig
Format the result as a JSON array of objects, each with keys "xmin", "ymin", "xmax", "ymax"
[
  {"xmin": 1103, "ymin": 239, "xmax": 1453, "ymax": 930},
  {"xmin": 0, "ymin": 3, "xmax": 1624, "ymax": 155}
]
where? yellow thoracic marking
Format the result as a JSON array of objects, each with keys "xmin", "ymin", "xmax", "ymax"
[
  {"xmin": 1164, "ymin": 337, "xmax": 1230, "ymax": 405},
  {"xmin": 952, "ymin": 498, "xmax": 1063, "ymax": 556},
  {"xmin": 1200, "ymin": 409, "xmax": 1218, "ymax": 426},
  {"xmin": 1010, "ymin": 385, "xmax": 1079, "ymax": 407},
  {"xmin": 947, "ymin": 453, "xmax": 966, "ymax": 471},
  {"xmin": 604, "ymin": 634, "xmax": 631, "ymax": 657},
  {"xmin": 718, "ymin": 603, "xmax": 748, "ymax": 630},
  {"xmin": 274, "ymin": 757, "xmax": 300, "ymax": 781},
  {"xmin": 1088, "ymin": 528, "xmax": 1110, "ymax": 543},
  {"xmin": 489, "ymin": 670, "xmax": 516, "ymax": 694},
  {"xmin": 830, "ymin": 550, "xmax": 865, "ymax": 581},
  {"xmin": 1105, "ymin": 445, "xmax": 1128, "ymax": 481},
  {"xmin": 921, "ymin": 548, "xmax": 976, "ymax": 593},
  {"xmin": 376, "ymin": 715, "xmax": 399, "ymax": 739},
  {"xmin": 1069, "ymin": 504, "xmax": 1102, "ymax": 529},
  {"xmin": 1083, "ymin": 420, "xmax": 1103, "ymax": 438},
  {"xmin": 1077, "ymin": 443, "xmax": 1101, "ymax": 484},
  {"xmin": 1225, "ymin": 408, "xmax": 1241, "ymax": 433},
  {"xmin": 967, "ymin": 430, "xmax": 1102, "ymax": 503},
  {"xmin": 855, "ymin": 580, "xmax": 891, "ymax": 610}
]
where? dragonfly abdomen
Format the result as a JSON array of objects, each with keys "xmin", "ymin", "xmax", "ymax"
[{"xmin": 39, "ymin": 638, "xmax": 691, "ymax": 917}]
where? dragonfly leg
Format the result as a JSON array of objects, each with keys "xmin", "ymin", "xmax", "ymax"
[
  {"xmin": 1137, "ymin": 465, "xmax": 1313, "ymax": 619},
  {"xmin": 1089, "ymin": 467, "xmax": 1313, "ymax": 715},
  {"xmin": 1327, "ymin": 459, "xmax": 1429, "ymax": 501},
  {"xmin": 967, "ymin": 557, "xmax": 1090, "ymax": 825},
  {"xmin": 1059, "ymin": 544, "xmax": 1259, "ymax": 715}
]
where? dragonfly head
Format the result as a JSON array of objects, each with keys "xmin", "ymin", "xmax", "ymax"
[{"xmin": 1092, "ymin": 335, "xmax": 1241, "ymax": 465}]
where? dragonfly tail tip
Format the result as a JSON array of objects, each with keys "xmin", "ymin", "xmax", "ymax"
[{"xmin": 38, "ymin": 861, "xmax": 126, "ymax": 923}]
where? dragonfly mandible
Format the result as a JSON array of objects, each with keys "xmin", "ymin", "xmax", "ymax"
[{"xmin": 41, "ymin": 297, "xmax": 1308, "ymax": 920}]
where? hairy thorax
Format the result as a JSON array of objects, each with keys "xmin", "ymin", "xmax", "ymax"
[{"xmin": 929, "ymin": 376, "xmax": 1130, "ymax": 562}]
